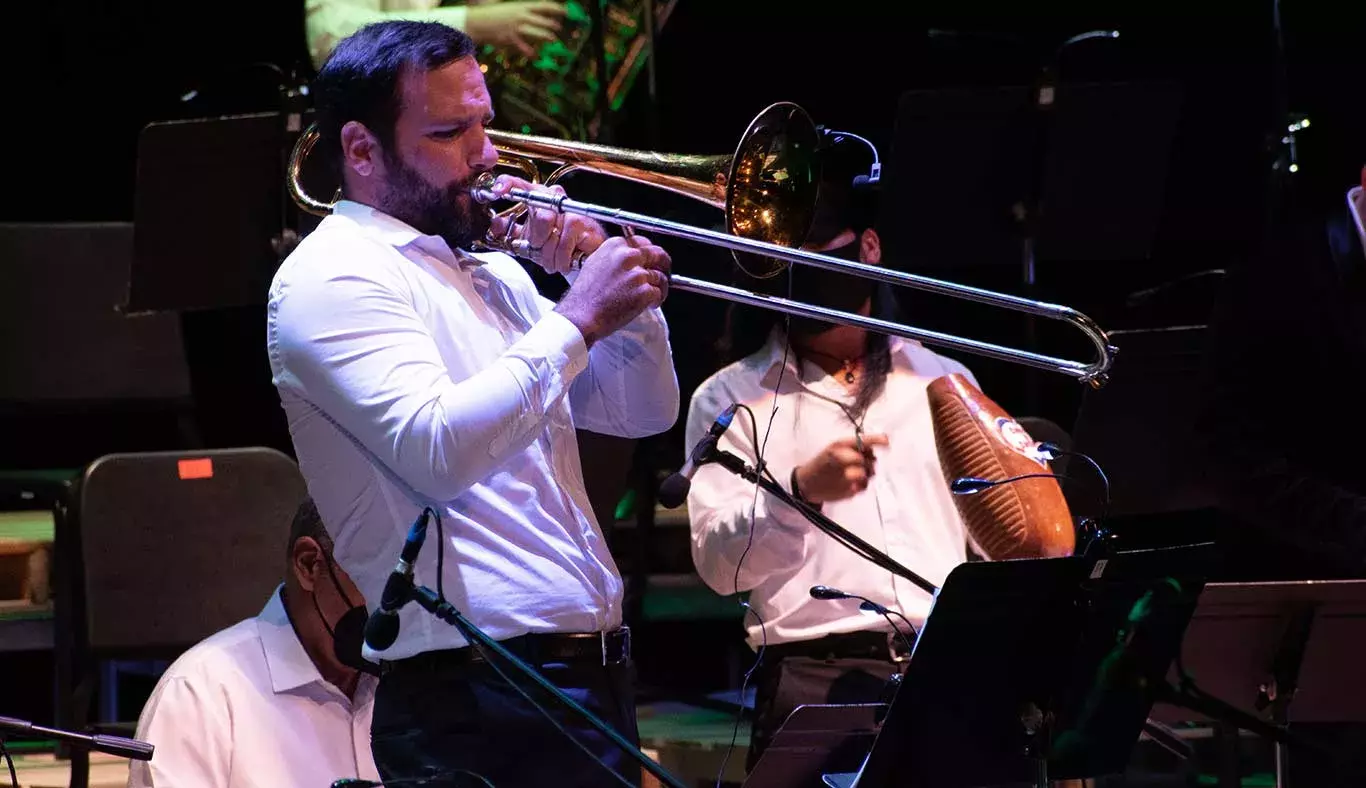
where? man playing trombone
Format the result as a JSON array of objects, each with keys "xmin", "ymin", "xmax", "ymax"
[
  {"xmin": 267, "ymin": 19, "xmax": 677, "ymax": 787},
  {"xmin": 684, "ymin": 154, "xmax": 980, "ymax": 770}
]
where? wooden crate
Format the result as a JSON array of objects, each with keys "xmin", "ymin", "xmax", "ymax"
[
  {"xmin": 0, "ymin": 510, "xmax": 55, "ymax": 611},
  {"xmin": 0, "ymin": 540, "xmax": 51, "ymax": 609}
]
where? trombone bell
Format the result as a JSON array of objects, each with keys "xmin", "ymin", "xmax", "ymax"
[{"xmin": 485, "ymin": 102, "xmax": 823, "ymax": 279}]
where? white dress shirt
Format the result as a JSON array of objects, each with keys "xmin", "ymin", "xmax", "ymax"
[
  {"xmin": 306, "ymin": 0, "xmax": 470, "ymax": 69},
  {"xmin": 127, "ymin": 588, "xmax": 379, "ymax": 788},
  {"xmin": 686, "ymin": 329, "xmax": 977, "ymax": 649},
  {"xmin": 268, "ymin": 200, "xmax": 677, "ymax": 661}
]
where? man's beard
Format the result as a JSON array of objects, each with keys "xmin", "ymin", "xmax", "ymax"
[{"xmin": 378, "ymin": 152, "xmax": 491, "ymax": 251}]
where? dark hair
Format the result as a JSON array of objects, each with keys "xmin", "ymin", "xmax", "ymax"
[
  {"xmin": 288, "ymin": 496, "xmax": 333, "ymax": 559},
  {"xmin": 312, "ymin": 21, "xmax": 477, "ymax": 183},
  {"xmin": 804, "ymin": 140, "xmax": 879, "ymax": 247}
]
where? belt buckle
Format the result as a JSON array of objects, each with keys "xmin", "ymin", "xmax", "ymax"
[{"xmin": 601, "ymin": 626, "xmax": 630, "ymax": 666}]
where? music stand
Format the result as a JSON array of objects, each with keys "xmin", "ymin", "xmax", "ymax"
[
  {"xmin": 129, "ymin": 110, "xmax": 318, "ymax": 314},
  {"xmin": 743, "ymin": 704, "xmax": 884, "ymax": 788},
  {"xmin": 1065, "ymin": 325, "xmax": 1216, "ymax": 519},
  {"xmin": 830, "ymin": 543, "xmax": 1214, "ymax": 788},
  {"xmin": 1150, "ymin": 580, "xmax": 1366, "ymax": 787},
  {"xmin": 880, "ymin": 80, "xmax": 1182, "ymax": 272}
]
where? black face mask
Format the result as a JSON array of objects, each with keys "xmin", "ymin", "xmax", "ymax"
[
  {"xmin": 313, "ymin": 553, "xmax": 381, "ymax": 677},
  {"xmin": 787, "ymin": 240, "xmax": 875, "ymax": 338}
]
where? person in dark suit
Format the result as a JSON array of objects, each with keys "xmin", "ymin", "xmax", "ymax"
[
  {"xmin": 1197, "ymin": 177, "xmax": 1366, "ymax": 786},
  {"xmin": 1198, "ymin": 179, "xmax": 1366, "ymax": 581}
]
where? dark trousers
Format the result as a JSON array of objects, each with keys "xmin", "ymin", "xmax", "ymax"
[
  {"xmin": 746, "ymin": 651, "xmax": 903, "ymax": 773},
  {"xmin": 370, "ymin": 649, "xmax": 641, "ymax": 788}
]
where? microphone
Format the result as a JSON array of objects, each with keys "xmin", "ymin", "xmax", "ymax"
[
  {"xmin": 951, "ymin": 473, "xmax": 1067, "ymax": 496},
  {"xmin": 953, "ymin": 445, "xmax": 1113, "ymax": 552},
  {"xmin": 852, "ymin": 172, "xmax": 880, "ymax": 193},
  {"xmin": 658, "ymin": 403, "xmax": 738, "ymax": 508},
  {"xmin": 363, "ymin": 508, "xmax": 431, "ymax": 652},
  {"xmin": 809, "ymin": 585, "xmax": 891, "ymax": 614},
  {"xmin": 808, "ymin": 586, "xmax": 917, "ymax": 656},
  {"xmin": 809, "ymin": 584, "xmax": 851, "ymax": 601}
]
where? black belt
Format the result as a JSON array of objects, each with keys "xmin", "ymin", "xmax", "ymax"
[
  {"xmin": 381, "ymin": 626, "xmax": 632, "ymax": 674},
  {"xmin": 764, "ymin": 628, "xmax": 913, "ymax": 664}
]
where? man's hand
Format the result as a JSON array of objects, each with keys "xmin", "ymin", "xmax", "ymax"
[
  {"xmin": 485, "ymin": 174, "xmax": 607, "ymax": 275},
  {"xmin": 553, "ymin": 235, "xmax": 670, "ymax": 347},
  {"xmin": 465, "ymin": 2, "xmax": 566, "ymax": 58},
  {"xmin": 793, "ymin": 435, "xmax": 890, "ymax": 505}
]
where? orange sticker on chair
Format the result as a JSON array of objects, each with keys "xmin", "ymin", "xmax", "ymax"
[{"xmin": 178, "ymin": 458, "xmax": 214, "ymax": 480}]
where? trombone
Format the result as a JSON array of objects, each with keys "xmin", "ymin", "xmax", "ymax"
[{"xmin": 287, "ymin": 102, "xmax": 1117, "ymax": 387}]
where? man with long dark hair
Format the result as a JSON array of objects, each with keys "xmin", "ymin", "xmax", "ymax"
[
  {"xmin": 268, "ymin": 20, "xmax": 678, "ymax": 787},
  {"xmin": 684, "ymin": 152, "xmax": 981, "ymax": 769}
]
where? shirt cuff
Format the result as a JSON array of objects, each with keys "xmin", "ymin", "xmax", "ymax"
[
  {"xmin": 522, "ymin": 310, "xmax": 590, "ymax": 383},
  {"xmin": 760, "ymin": 463, "xmax": 818, "ymax": 535}
]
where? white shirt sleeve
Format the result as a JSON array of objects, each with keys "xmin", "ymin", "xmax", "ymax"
[
  {"xmin": 126, "ymin": 677, "xmax": 230, "ymax": 788},
  {"xmin": 305, "ymin": 0, "xmax": 470, "ymax": 69},
  {"xmin": 685, "ymin": 385, "xmax": 814, "ymax": 595},
  {"xmin": 270, "ymin": 258, "xmax": 592, "ymax": 503},
  {"xmin": 561, "ymin": 302, "xmax": 680, "ymax": 438}
]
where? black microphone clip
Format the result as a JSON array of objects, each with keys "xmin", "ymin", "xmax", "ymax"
[
  {"xmin": 363, "ymin": 508, "xmax": 432, "ymax": 652},
  {"xmin": 815, "ymin": 126, "xmax": 882, "ymax": 192},
  {"xmin": 658, "ymin": 403, "xmax": 738, "ymax": 508}
]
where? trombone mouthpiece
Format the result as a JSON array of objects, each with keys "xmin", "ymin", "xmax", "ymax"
[{"xmin": 470, "ymin": 172, "xmax": 499, "ymax": 204}]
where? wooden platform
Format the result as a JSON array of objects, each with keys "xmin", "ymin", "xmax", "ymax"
[
  {"xmin": 639, "ymin": 700, "xmax": 750, "ymax": 788},
  {"xmin": 8, "ymin": 752, "xmax": 129, "ymax": 788}
]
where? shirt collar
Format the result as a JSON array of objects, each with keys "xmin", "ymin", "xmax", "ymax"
[
  {"xmin": 256, "ymin": 585, "xmax": 330, "ymax": 695},
  {"xmin": 1348, "ymin": 186, "xmax": 1365, "ymax": 262},
  {"xmin": 331, "ymin": 199, "xmax": 489, "ymax": 269},
  {"xmin": 754, "ymin": 326, "xmax": 925, "ymax": 389}
]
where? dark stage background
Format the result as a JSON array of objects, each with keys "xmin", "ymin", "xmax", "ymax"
[
  {"xmin": 5, "ymin": 0, "xmax": 1364, "ymax": 462},
  {"xmin": 2, "ymin": 0, "xmax": 1364, "ymax": 749}
]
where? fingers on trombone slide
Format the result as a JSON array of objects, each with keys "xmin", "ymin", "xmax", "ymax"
[{"xmin": 628, "ymin": 233, "xmax": 671, "ymax": 304}]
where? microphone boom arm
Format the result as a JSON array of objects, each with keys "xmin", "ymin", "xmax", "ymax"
[
  {"xmin": 706, "ymin": 448, "xmax": 939, "ymax": 596},
  {"xmin": 0, "ymin": 716, "xmax": 153, "ymax": 761},
  {"xmin": 404, "ymin": 586, "xmax": 689, "ymax": 788}
]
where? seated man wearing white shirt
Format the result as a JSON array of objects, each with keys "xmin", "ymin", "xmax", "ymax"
[
  {"xmin": 268, "ymin": 20, "xmax": 677, "ymax": 788},
  {"xmin": 685, "ymin": 160, "xmax": 977, "ymax": 770},
  {"xmin": 306, "ymin": 0, "xmax": 567, "ymax": 70},
  {"xmin": 128, "ymin": 497, "xmax": 379, "ymax": 787}
]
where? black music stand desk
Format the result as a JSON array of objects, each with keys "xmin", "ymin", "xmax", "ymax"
[
  {"xmin": 130, "ymin": 111, "xmax": 318, "ymax": 314},
  {"xmin": 743, "ymin": 704, "xmax": 883, "ymax": 788},
  {"xmin": 826, "ymin": 544, "xmax": 1213, "ymax": 788},
  {"xmin": 1151, "ymin": 580, "xmax": 1366, "ymax": 787}
]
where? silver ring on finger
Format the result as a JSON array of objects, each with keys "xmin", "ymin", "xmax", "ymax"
[{"xmin": 529, "ymin": 225, "xmax": 560, "ymax": 254}]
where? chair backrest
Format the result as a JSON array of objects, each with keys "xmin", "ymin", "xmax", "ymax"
[{"xmin": 74, "ymin": 447, "xmax": 306, "ymax": 652}]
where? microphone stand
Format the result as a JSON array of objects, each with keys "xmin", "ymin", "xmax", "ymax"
[
  {"xmin": 0, "ymin": 715, "xmax": 153, "ymax": 761},
  {"xmin": 702, "ymin": 446, "xmax": 939, "ymax": 596},
  {"xmin": 396, "ymin": 584, "xmax": 689, "ymax": 788}
]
